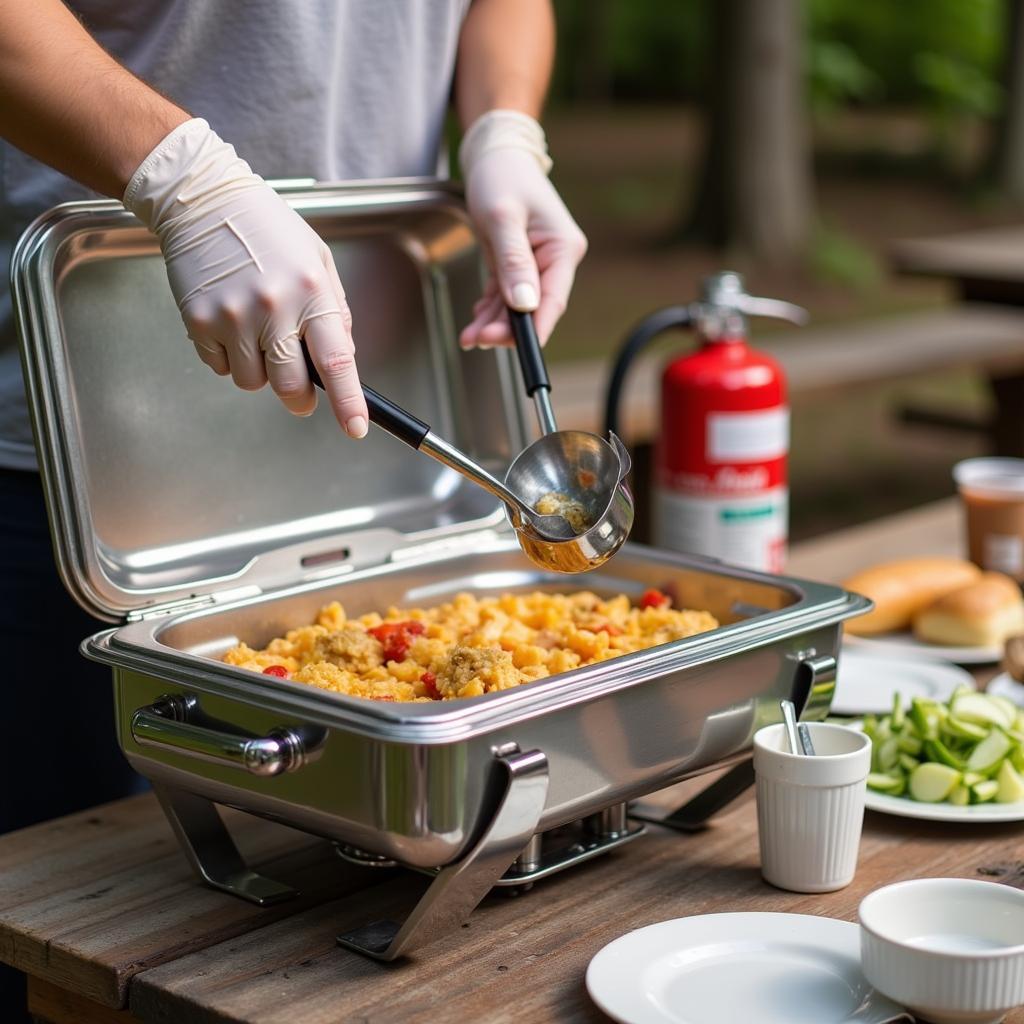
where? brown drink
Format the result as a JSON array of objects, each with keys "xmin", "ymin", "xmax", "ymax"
[{"xmin": 954, "ymin": 458, "xmax": 1024, "ymax": 582}]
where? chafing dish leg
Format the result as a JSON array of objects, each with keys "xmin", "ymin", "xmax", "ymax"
[
  {"xmin": 630, "ymin": 759, "xmax": 755, "ymax": 833},
  {"xmin": 584, "ymin": 803, "xmax": 629, "ymax": 838},
  {"xmin": 153, "ymin": 784, "xmax": 298, "ymax": 905},
  {"xmin": 336, "ymin": 746, "xmax": 549, "ymax": 961}
]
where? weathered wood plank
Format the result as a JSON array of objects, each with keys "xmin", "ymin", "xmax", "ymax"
[
  {"xmin": 891, "ymin": 226, "xmax": 1024, "ymax": 285},
  {"xmin": 0, "ymin": 798, "xmax": 363, "ymax": 1007},
  {"xmin": 26, "ymin": 975, "xmax": 141, "ymax": 1024}
]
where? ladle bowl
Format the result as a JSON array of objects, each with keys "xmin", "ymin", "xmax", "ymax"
[{"xmin": 505, "ymin": 429, "xmax": 634, "ymax": 573}]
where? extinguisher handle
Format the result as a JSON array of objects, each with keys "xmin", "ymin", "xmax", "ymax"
[
  {"xmin": 603, "ymin": 305, "xmax": 693, "ymax": 439},
  {"xmin": 508, "ymin": 309, "xmax": 550, "ymax": 397}
]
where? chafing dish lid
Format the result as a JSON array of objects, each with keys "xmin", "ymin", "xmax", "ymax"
[{"xmin": 12, "ymin": 181, "xmax": 529, "ymax": 622}]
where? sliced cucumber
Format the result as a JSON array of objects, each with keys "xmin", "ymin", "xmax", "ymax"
[
  {"xmin": 963, "ymin": 770, "xmax": 985, "ymax": 788},
  {"xmin": 867, "ymin": 772, "xmax": 906, "ymax": 795},
  {"xmin": 952, "ymin": 693, "xmax": 1015, "ymax": 731},
  {"xmin": 878, "ymin": 737, "xmax": 901, "ymax": 772},
  {"xmin": 909, "ymin": 762, "xmax": 961, "ymax": 803},
  {"xmin": 990, "ymin": 695, "xmax": 1020, "ymax": 727},
  {"xmin": 965, "ymin": 729, "xmax": 1012, "ymax": 775},
  {"xmin": 949, "ymin": 783, "xmax": 970, "ymax": 807},
  {"xmin": 924, "ymin": 738, "xmax": 966, "ymax": 771},
  {"xmin": 891, "ymin": 691, "xmax": 905, "ymax": 730},
  {"xmin": 972, "ymin": 779, "xmax": 999, "ymax": 804},
  {"xmin": 897, "ymin": 734, "xmax": 923, "ymax": 756},
  {"xmin": 909, "ymin": 699, "xmax": 941, "ymax": 740},
  {"xmin": 996, "ymin": 759, "xmax": 1024, "ymax": 803},
  {"xmin": 943, "ymin": 716, "xmax": 989, "ymax": 743}
]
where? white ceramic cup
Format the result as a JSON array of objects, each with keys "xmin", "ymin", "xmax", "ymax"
[{"xmin": 753, "ymin": 722, "xmax": 871, "ymax": 893}]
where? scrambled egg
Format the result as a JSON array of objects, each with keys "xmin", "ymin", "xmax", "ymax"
[
  {"xmin": 535, "ymin": 491, "xmax": 590, "ymax": 533},
  {"xmin": 224, "ymin": 590, "xmax": 718, "ymax": 702}
]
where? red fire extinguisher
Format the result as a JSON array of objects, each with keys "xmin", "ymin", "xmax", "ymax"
[{"xmin": 604, "ymin": 272, "xmax": 807, "ymax": 573}]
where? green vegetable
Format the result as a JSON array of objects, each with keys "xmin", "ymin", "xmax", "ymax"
[
  {"xmin": 867, "ymin": 772, "xmax": 906, "ymax": 795},
  {"xmin": 890, "ymin": 691, "xmax": 905, "ymax": 730},
  {"xmin": 909, "ymin": 762, "xmax": 961, "ymax": 802},
  {"xmin": 949, "ymin": 783, "xmax": 970, "ymax": 807},
  {"xmin": 952, "ymin": 693, "xmax": 1014, "ymax": 731},
  {"xmin": 943, "ymin": 716, "xmax": 989, "ymax": 743},
  {"xmin": 965, "ymin": 730, "xmax": 1012, "ymax": 775},
  {"xmin": 972, "ymin": 779, "xmax": 999, "ymax": 803},
  {"xmin": 877, "ymin": 737, "xmax": 900, "ymax": 772},
  {"xmin": 863, "ymin": 690, "xmax": 1024, "ymax": 806},
  {"xmin": 923, "ymin": 738, "xmax": 966, "ymax": 771},
  {"xmin": 897, "ymin": 734, "xmax": 923, "ymax": 755},
  {"xmin": 997, "ymin": 760, "xmax": 1024, "ymax": 803}
]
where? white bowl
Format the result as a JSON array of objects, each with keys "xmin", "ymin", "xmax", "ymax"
[{"xmin": 859, "ymin": 878, "xmax": 1024, "ymax": 1024}]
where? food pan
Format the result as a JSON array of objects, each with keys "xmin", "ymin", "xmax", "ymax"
[{"xmin": 13, "ymin": 183, "xmax": 868, "ymax": 959}]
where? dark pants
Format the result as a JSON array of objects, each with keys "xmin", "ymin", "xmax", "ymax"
[{"xmin": 0, "ymin": 468, "xmax": 145, "ymax": 1020}]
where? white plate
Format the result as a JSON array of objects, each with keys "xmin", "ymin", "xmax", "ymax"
[
  {"xmin": 585, "ymin": 913, "xmax": 910, "ymax": 1024},
  {"xmin": 864, "ymin": 787, "xmax": 1024, "ymax": 823},
  {"xmin": 847, "ymin": 632, "xmax": 1003, "ymax": 665},
  {"xmin": 988, "ymin": 672, "xmax": 1024, "ymax": 708},
  {"xmin": 832, "ymin": 648, "xmax": 975, "ymax": 716},
  {"xmin": 851, "ymin": 719, "xmax": 1024, "ymax": 822}
]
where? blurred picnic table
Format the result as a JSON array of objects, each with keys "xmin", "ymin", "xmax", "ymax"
[{"xmin": 892, "ymin": 226, "xmax": 1024, "ymax": 456}]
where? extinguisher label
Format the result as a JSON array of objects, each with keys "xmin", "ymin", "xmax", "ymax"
[
  {"xmin": 707, "ymin": 407, "xmax": 789, "ymax": 463},
  {"xmin": 653, "ymin": 485, "xmax": 788, "ymax": 573}
]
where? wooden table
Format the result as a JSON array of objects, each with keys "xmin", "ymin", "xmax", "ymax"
[
  {"xmin": 892, "ymin": 226, "xmax": 1024, "ymax": 455},
  {"xmin": 5, "ymin": 500, "xmax": 1023, "ymax": 1024}
]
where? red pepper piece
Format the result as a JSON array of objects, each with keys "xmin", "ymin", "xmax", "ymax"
[
  {"xmin": 421, "ymin": 671, "xmax": 440, "ymax": 700},
  {"xmin": 262, "ymin": 665, "xmax": 289, "ymax": 678},
  {"xmin": 639, "ymin": 588, "xmax": 670, "ymax": 609},
  {"xmin": 373, "ymin": 695, "xmax": 396, "ymax": 702},
  {"xmin": 369, "ymin": 620, "xmax": 427, "ymax": 662}
]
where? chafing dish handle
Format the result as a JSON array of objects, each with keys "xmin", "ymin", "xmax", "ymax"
[{"xmin": 131, "ymin": 696, "xmax": 306, "ymax": 777}]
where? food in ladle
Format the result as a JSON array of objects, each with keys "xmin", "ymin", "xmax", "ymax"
[
  {"xmin": 535, "ymin": 491, "xmax": 590, "ymax": 533},
  {"xmin": 225, "ymin": 590, "xmax": 718, "ymax": 701}
]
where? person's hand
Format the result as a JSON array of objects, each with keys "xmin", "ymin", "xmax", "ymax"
[
  {"xmin": 123, "ymin": 119, "xmax": 368, "ymax": 438},
  {"xmin": 458, "ymin": 111, "xmax": 586, "ymax": 350}
]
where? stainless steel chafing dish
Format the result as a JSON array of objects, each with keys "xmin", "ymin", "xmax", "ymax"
[{"xmin": 13, "ymin": 181, "xmax": 868, "ymax": 961}]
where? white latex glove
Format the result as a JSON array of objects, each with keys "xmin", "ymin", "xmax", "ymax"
[
  {"xmin": 458, "ymin": 110, "xmax": 587, "ymax": 350},
  {"xmin": 123, "ymin": 118, "xmax": 368, "ymax": 438}
]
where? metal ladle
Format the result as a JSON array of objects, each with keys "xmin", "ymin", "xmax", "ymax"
[
  {"xmin": 299, "ymin": 347, "xmax": 576, "ymax": 544},
  {"xmin": 504, "ymin": 310, "xmax": 634, "ymax": 573}
]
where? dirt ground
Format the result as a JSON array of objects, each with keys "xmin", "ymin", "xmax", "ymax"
[{"xmin": 544, "ymin": 104, "xmax": 1015, "ymax": 541}]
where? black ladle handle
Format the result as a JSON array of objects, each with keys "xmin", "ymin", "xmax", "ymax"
[
  {"xmin": 301, "ymin": 343, "xmax": 428, "ymax": 449},
  {"xmin": 509, "ymin": 309, "xmax": 550, "ymax": 397}
]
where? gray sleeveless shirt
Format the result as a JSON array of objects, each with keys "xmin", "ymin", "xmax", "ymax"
[{"xmin": 0, "ymin": 0, "xmax": 470, "ymax": 469}]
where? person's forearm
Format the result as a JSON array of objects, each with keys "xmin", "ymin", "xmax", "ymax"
[
  {"xmin": 454, "ymin": 0, "xmax": 555, "ymax": 127},
  {"xmin": 0, "ymin": 0, "xmax": 189, "ymax": 197}
]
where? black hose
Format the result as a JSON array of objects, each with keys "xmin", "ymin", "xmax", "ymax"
[{"xmin": 603, "ymin": 305, "xmax": 693, "ymax": 440}]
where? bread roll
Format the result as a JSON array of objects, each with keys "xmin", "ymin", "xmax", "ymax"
[
  {"xmin": 914, "ymin": 572, "xmax": 1024, "ymax": 648},
  {"xmin": 843, "ymin": 558, "xmax": 981, "ymax": 635}
]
